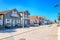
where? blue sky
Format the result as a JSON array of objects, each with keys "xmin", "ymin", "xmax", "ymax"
[{"xmin": 0, "ymin": 0, "xmax": 60, "ymax": 21}]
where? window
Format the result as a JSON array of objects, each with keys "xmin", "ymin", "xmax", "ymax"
[
  {"xmin": 11, "ymin": 11, "xmax": 19, "ymax": 17},
  {"xmin": 24, "ymin": 15, "xmax": 28, "ymax": 18},
  {"xmin": 20, "ymin": 13, "xmax": 23, "ymax": 16},
  {"xmin": 16, "ymin": 19, "xmax": 20, "ymax": 23},
  {"xmin": 13, "ymin": 11, "xmax": 17, "ymax": 14},
  {"xmin": 25, "ymin": 20, "xmax": 27, "ymax": 24},
  {"xmin": 6, "ymin": 19, "xmax": 11, "ymax": 23}
]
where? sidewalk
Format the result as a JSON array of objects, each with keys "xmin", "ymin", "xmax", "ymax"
[{"xmin": 58, "ymin": 26, "xmax": 60, "ymax": 40}]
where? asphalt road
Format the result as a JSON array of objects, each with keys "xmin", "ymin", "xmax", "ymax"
[{"xmin": 0, "ymin": 24, "xmax": 58, "ymax": 40}]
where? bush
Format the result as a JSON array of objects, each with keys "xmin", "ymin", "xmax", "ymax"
[{"xmin": 0, "ymin": 25, "xmax": 4, "ymax": 30}]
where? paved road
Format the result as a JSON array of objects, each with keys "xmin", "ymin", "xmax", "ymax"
[
  {"xmin": 0, "ymin": 24, "xmax": 58, "ymax": 40},
  {"xmin": 58, "ymin": 26, "xmax": 60, "ymax": 40}
]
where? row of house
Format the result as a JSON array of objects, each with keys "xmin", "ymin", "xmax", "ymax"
[
  {"xmin": 0, "ymin": 8, "xmax": 54, "ymax": 28},
  {"xmin": 0, "ymin": 9, "xmax": 30, "ymax": 28},
  {"xmin": 29, "ymin": 16, "xmax": 53, "ymax": 26}
]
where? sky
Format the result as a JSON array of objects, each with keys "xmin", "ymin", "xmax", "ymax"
[{"xmin": 0, "ymin": 0, "xmax": 60, "ymax": 21}]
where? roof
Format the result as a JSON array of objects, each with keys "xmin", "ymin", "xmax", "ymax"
[
  {"xmin": 0, "ymin": 10, "xmax": 11, "ymax": 15},
  {"xmin": 29, "ymin": 16, "xmax": 42, "ymax": 20},
  {"xmin": 0, "ymin": 8, "xmax": 17, "ymax": 15},
  {"xmin": 0, "ymin": 12, "xmax": 4, "ymax": 15},
  {"xmin": 19, "ymin": 10, "xmax": 30, "ymax": 15}
]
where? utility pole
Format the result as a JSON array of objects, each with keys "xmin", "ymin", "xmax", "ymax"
[{"xmin": 22, "ymin": 12, "xmax": 24, "ymax": 28}]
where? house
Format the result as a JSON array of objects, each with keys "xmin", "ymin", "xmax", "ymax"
[
  {"xmin": 0, "ymin": 13, "xmax": 3, "ymax": 26},
  {"xmin": 29, "ymin": 16, "xmax": 50, "ymax": 25},
  {"xmin": 29, "ymin": 16, "xmax": 36, "ymax": 26},
  {"xmin": 19, "ymin": 10, "xmax": 30, "ymax": 28},
  {"xmin": 29, "ymin": 16, "xmax": 42, "ymax": 26},
  {"xmin": 39, "ymin": 16, "xmax": 49, "ymax": 25},
  {"xmin": 39, "ymin": 16, "xmax": 53, "ymax": 25},
  {"xmin": 0, "ymin": 9, "xmax": 21, "ymax": 28}
]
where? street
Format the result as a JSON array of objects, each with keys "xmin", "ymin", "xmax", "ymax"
[{"xmin": 0, "ymin": 24, "xmax": 58, "ymax": 40}]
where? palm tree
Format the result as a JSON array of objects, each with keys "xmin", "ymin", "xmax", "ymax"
[
  {"xmin": 58, "ymin": 13, "xmax": 60, "ymax": 20},
  {"xmin": 54, "ymin": 4, "xmax": 60, "ymax": 23},
  {"xmin": 54, "ymin": 4, "xmax": 60, "ymax": 8}
]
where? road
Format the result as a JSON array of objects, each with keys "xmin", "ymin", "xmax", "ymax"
[
  {"xmin": 0, "ymin": 24, "xmax": 58, "ymax": 40},
  {"xmin": 58, "ymin": 25, "xmax": 60, "ymax": 40}
]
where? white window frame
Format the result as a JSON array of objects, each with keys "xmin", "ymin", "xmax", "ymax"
[
  {"xmin": 11, "ymin": 11, "xmax": 19, "ymax": 17},
  {"xmin": 25, "ymin": 20, "xmax": 27, "ymax": 24},
  {"xmin": 24, "ymin": 15, "xmax": 28, "ymax": 18},
  {"xmin": 6, "ymin": 19, "xmax": 11, "ymax": 23},
  {"xmin": 16, "ymin": 19, "xmax": 20, "ymax": 23}
]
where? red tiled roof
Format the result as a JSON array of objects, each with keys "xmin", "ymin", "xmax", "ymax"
[
  {"xmin": 29, "ymin": 16, "xmax": 42, "ymax": 20},
  {"xmin": 0, "ymin": 10, "xmax": 11, "ymax": 15},
  {"xmin": 0, "ymin": 8, "xmax": 17, "ymax": 15}
]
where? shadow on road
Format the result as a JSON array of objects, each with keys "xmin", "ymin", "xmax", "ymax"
[{"xmin": 0, "ymin": 29, "xmax": 16, "ymax": 33}]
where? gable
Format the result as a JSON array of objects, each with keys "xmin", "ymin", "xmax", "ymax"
[
  {"xmin": 11, "ymin": 10, "xmax": 20, "ymax": 17},
  {"xmin": 0, "ymin": 8, "xmax": 20, "ymax": 18}
]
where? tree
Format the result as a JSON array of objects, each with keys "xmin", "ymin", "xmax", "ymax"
[
  {"xmin": 54, "ymin": 4, "xmax": 60, "ymax": 21},
  {"xmin": 58, "ymin": 13, "xmax": 60, "ymax": 20},
  {"xmin": 58, "ymin": 15, "xmax": 60, "ymax": 20},
  {"xmin": 54, "ymin": 4, "xmax": 60, "ymax": 8}
]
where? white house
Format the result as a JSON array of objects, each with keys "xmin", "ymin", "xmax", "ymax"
[
  {"xmin": 0, "ymin": 9, "xmax": 21, "ymax": 28},
  {"xmin": 19, "ymin": 10, "xmax": 30, "ymax": 28}
]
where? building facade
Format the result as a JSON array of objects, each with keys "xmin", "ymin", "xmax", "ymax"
[
  {"xmin": 0, "ymin": 8, "xmax": 52, "ymax": 28},
  {"xmin": 29, "ymin": 16, "xmax": 42, "ymax": 26},
  {"xmin": 29, "ymin": 16, "xmax": 51, "ymax": 26},
  {"xmin": 0, "ymin": 9, "xmax": 30, "ymax": 28},
  {"xmin": 19, "ymin": 10, "xmax": 30, "ymax": 28},
  {"xmin": 0, "ymin": 9, "xmax": 21, "ymax": 27},
  {"xmin": 0, "ymin": 14, "xmax": 3, "ymax": 26}
]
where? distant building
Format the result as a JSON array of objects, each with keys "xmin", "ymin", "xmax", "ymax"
[
  {"xmin": 29, "ymin": 16, "xmax": 52, "ymax": 25},
  {"xmin": 29, "ymin": 16, "xmax": 42, "ymax": 26}
]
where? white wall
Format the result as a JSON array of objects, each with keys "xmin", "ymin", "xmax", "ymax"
[{"xmin": 30, "ymin": 20, "xmax": 34, "ymax": 25}]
